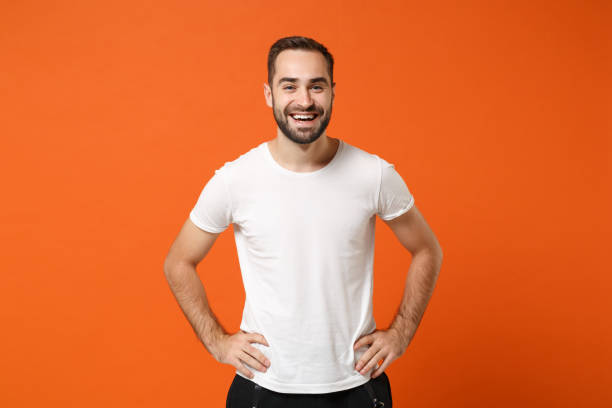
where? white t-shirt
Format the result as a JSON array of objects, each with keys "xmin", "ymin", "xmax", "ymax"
[{"xmin": 189, "ymin": 138, "xmax": 415, "ymax": 394}]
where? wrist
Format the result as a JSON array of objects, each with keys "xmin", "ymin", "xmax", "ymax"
[
  {"xmin": 389, "ymin": 318, "xmax": 414, "ymax": 349},
  {"xmin": 204, "ymin": 330, "xmax": 227, "ymax": 359},
  {"xmin": 200, "ymin": 327, "xmax": 225, "ymax": 351}
]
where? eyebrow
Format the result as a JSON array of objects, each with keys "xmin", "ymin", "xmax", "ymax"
[{"xmin": 278, "ymin": 77, "xmax": 329, "ymax": 86}]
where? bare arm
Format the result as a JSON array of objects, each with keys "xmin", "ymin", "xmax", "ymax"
[
  {"xmin": 384, "ymin": 205, "xmax": 443, "ymax": 349},
  {"xmin": 163, "ymin": 218, "xmax": 271, "ymax": 378},
  {"xmin": 163, "ymin": 218, "xmax": 227, "ymax": 355},
  {"xmin": 353, "ymin": 204, "xmax": 443, "ymax": 377}
]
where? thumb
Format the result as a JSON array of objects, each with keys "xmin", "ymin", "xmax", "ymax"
[{"xmin": 251, "ymin": 333, "xmax": 270, "ymax": 347}]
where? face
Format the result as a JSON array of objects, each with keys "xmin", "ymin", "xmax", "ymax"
[{"xmin": 264, "ymin": 49, "xmax": 335, "ymax": 145}]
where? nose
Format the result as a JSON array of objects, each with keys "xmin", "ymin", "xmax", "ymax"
[{"xmin": 295, "ymin": 86, "xmax": 313, "ymax": 108}]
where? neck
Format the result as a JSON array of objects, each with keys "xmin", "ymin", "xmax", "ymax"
[{"xmin": 268, "ymin": 135, "xmax": 339, "ymax": 173}]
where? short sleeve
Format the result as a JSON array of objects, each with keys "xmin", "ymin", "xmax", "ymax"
[
  {"xmin": 189, "ymin": 168, "xmax": 233, "ymax": 233},
  {"xmin": 377, "ymin": 158, "xmax": 415, "ymax": 221}
]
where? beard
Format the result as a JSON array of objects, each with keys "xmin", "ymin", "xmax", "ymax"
[{"xmin": 271, "ymin": 95, "xmax": 333, "ymax": 145}]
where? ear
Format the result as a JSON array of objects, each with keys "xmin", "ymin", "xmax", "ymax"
[
  {"xmin": 263, "ymin": 83, "xmax": 273, "ymax": 108},
  {"xmin": 331, "ymin": 82, "xmax": 336, "ymax": 104}
]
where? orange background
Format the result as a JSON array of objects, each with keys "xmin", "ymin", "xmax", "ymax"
[{"xmin": 1, "ymin": 1, "xmax": 610, "ymax": 406}]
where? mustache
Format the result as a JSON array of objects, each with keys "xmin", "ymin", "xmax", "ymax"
[{"xmin": 286, "ymin": 106, "xmax": 319, "ymax": 114}]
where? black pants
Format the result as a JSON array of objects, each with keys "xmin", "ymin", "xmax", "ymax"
[{"xmin": 226, "ymin": 372, "xmax": 392, "ymax": 407}]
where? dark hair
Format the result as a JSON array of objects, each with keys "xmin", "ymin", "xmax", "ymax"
[{"xmin": 267, "ymin": 36, "xmax": 335, "ymax": 88}]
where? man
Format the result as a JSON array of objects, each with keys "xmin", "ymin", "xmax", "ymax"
[{"xmin": 164, "ymin": 36, "xmax": 443, "ymax": 407}]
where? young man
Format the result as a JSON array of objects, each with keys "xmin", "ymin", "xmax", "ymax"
[{"xmin": 164, "ymin": 36, "xmax": 443, "ymax": 407}]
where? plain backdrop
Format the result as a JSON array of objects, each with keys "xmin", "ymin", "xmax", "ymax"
[{"xmin": 1, "ymin": 0, "xmax": 610, "ymax": 407}]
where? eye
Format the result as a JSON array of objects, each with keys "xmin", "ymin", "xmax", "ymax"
[
  {"xmin": 283, "ymin": 85, "xmax": 295, "ymax": 90},
  {"xmin": 312, "ymin": 85, "xmax": 323, "ymax": 90}
]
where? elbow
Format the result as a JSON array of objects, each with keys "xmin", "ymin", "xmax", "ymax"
[
  {"xmin": 434, "ymin": 246, "xmax": 443, "ymax": 275},
  {"xmin": 163, "ymin": 255, "xmax": 183, "ymax": 279},
  {"xmin": 163, "ymin": 258, "xmax": 184, "ymax": 288},
  {"xmin": 164, "ymin": 255, "xmax": 197, "ymax": 282},
  {"xmin": 434, "ymin": 244, "xmax": 443, "ymax": 265},
  {"xmin": 431, "ymin": 236, "xmax": 443, "ymax": 262},
  {"xmin": 163, "ymin": 257, "xmax": 175, "ymax": 281},
  {"xmin": 420, "ymin": 244, "xmax": 443, "ymax": 268},
  {"xmin": 419, "ymin": 241, "xmax": 443, "ymax": 259},
  {"xmin": 163, "ymin": 257, "xmax": 171, "ymax": 276}
]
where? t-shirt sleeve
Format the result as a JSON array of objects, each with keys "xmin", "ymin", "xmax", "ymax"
[
  {"xmin": 189, "ymin": 167, "xmax": 233, "ymax": 233},
  {"xmin": 377, "ymin": 157, "xmax": 415, "ymax": 221}
]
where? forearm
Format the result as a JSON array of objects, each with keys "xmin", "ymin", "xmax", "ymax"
[
  {"xmin": 164, "ymin": 262, "xmax": 228, "ymax": 355},
  {"xmin": 388, "ymin": 249, "xmax": 442, "ymax": 349}
]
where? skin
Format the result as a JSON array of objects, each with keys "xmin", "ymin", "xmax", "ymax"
[
  {"xmin": 266, "ymin": 49, "xmax": 334, "ymax": 146},
  {"xmin": 164, "ymin": 222, "xmax": 270, "ymax": 380},
  {"xmin": 353, "ymin": 208, "xmax": 442, "ymax": 378},
  {"xmin": 163, "ymin": 48, "xmax": 443, "ymax": 382},
  {"xmin": 263, "ymin": 49, "xmax": 339, "ymax": 173}
]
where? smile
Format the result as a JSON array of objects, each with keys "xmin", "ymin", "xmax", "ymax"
[{"xmin": 289, "ymin": 113, "xmax": 319, "ymax": 124}]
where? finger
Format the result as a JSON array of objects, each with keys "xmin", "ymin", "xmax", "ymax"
[
  {"xmin": 233, "ymin": 357, "xmax": 255, "ymax": 379},
  {"xmin": 355, "ymin": 344, "xmax": 380, "ymax": 371},
  {"xmin": 240, "ymin": 350, "xmax": 269, "ymax": 373},
  {"xmin": 250, "ymin": 333, "xmax": 270, "ymax": 347},
  {"xmin": 358, "ymin": 349, "xmax": 386, "ymax": 375},
  {"xmin": 245, "ymin": 344, "xmax": 271, "ymax": 368},
  {"xmin": 371, "ymin": 357, "xmax": 391, "ymax": 378},
  {"xmin": 353, "ymin": 334, "xmax": 372, "ymax": 350}
]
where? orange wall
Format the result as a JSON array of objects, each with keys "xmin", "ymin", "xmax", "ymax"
[{"xmin": 1, "ymin": 1, "xmax": 610, "ymax": 406}]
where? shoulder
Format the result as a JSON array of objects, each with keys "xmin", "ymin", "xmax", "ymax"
[
  {"xmin": 212, "ymin": 142, "xmax": 266, "ymax": 180},
  {"xmin": 339, "ymin": 140, "xmax": 384, "ymax": 170}
]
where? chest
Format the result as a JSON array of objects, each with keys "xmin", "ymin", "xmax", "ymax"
[{"xmin": 233, "ymin": 181, "xmax": 376, "ymax": 254}]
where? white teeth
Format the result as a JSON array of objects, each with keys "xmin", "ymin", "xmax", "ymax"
[{"xmin": 292, "ymin": 114, "xmax": 315, "ymax": 120}]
